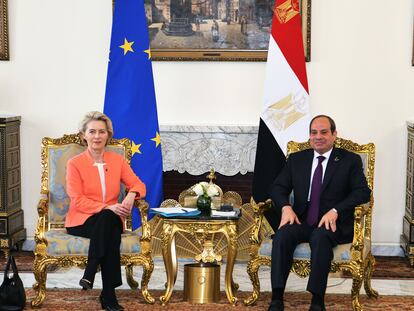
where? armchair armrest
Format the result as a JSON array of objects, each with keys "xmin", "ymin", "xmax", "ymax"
[
  {"xmin": 249, "ymin": 198, "xmax": 273, "ymax": 246},
  {"xmin": 133, "ymin": 199, "xmax": 152, "ymax": 256},
  {"xmin": 350, "ymin": 203, "xmax": 370, "ymax": 261},
  {"xmin": 37, "ymin": 190, "xmax": 49, "ymax": 217},
  {"xmin": 354, "ymin": 203, "xmax": 370, "ymax": 219},
  {"xmin": 34, "ymin": 190, "xmax": 50, "ymax": 251}
]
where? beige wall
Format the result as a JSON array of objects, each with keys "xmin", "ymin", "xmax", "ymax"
[{"xmin": 0, "ymin": 0, "xmax": 413, "ymax": 252}]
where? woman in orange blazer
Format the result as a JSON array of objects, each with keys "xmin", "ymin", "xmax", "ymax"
[{"xmin": 65, "ymin": 111, "xmax": 145, "ymax": 311}]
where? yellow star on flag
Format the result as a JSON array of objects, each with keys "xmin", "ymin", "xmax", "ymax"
[
  {"xmin": 131, "ymin": 141, "xmax": 142, "ymax": 156},
  {"xmin": 144, "ymin": 48, "xmax": 151, "ymax": 60},
  {"xmin": 151, "ymin": 132, "xmax": 161, "ymax": 147},
  {"xmin": 119, "ymin": 38, "xmax": 134, "ymax": 55}
]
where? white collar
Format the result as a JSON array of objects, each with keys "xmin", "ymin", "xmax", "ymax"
[{"xmin": 313, "ymin": 148, "xmax": 333, "ymax": 161}]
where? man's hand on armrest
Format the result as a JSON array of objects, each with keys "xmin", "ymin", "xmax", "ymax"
[{"xmin": 279, "ymin": 205, "xmax": 301, "ymax": 229}]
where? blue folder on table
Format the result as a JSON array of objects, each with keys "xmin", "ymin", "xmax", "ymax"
[{"xmin": 150, "ymin": 207, "xmax": 201, "ymax": 218}]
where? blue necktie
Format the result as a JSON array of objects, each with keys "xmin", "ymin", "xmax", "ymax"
[{"xmin": 307, "ymin": 156, "xmax": 325, "ymax": 226}]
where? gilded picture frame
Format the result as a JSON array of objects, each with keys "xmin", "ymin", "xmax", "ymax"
[
  {"xmin": 147, "ymin": 0, "xmax": 311, "ymax": 62},
  {"xmin": 412, "ymin": 19, "xmax": 414, "ymax": 66},
  {"xmin": 0, "ymin": 0, "xmax": 9, "ymax": 60}
]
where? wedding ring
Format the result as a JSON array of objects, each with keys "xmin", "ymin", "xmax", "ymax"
[{"xmin": 329, "ymin": 221, "xmax": 333, "ymax": 224}]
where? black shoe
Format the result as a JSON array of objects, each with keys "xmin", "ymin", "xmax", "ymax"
[
  {"xmin": 79, "ymin": 278, "xmax": 93, "ymax": 290},
  {"xmin": 309, "ymin": 304, "xmax": 326, "ymax": 311},
  {"xmin": 268, "ymin": 300, "xmax": 284, "ymax": 311},
  {"xmin": 99, "ymin": 295, "xmax": 124, "ymax": 311}
]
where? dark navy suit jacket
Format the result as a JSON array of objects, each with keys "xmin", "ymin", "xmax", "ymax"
[{"xmin": 268, "ymin": 147, "xmax": 371, "ymax": 243}]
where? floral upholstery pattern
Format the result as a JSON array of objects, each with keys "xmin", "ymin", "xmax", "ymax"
[
  {"xmin": 48, "ymin": 145, "xmax": 83, "ymax": 225},
  {"xmin": 45, "ymin": 229, "xmax": 142, "ymax": 255}
]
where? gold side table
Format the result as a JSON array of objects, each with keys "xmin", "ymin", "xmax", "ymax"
[{"xmin": 159, "ymin": 214, "xmax": 239, "ymax": 306}]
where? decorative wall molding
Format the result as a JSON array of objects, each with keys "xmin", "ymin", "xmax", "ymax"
[{"xmin": 160, "ymin": 125, "xmax": 259, "ymax": 176}]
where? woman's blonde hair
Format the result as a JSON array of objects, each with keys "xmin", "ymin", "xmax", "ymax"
[{"xmin": 79, "ymin": 111, "xmax": 114, "ymax": 145}]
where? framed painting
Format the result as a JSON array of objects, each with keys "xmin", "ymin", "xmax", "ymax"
[
  {"xmin": 145, "ymin": 0, "xmax": 311, "ymax": 61},
  {"xmin": 0, "ymin": 0, "xmax": 8, "ymax": 60}
]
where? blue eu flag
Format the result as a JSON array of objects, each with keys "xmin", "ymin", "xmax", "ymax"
[{"xmin": 104, "ymin": 0, "xmax": 163, "ymax": 229}]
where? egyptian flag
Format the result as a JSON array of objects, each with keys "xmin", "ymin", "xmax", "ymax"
[{"xmin": 252, "ymin": 0, "xmax": 310, "ymax": 231}]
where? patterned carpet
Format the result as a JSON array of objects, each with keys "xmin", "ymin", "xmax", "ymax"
[
  {"xmin": 2, "ymin": 252, "xmax": 413, "ymax": 310},
  {"xmin": 343, "ymin": 256, "xmax": 414, "ymax": 279},
  {"xmin": 25, "ymin": 289, "xmax": 414, "ymax": 310},
  {"xmin": 3, "ymin": 252, "xmax": 414, "ymax": 279}
]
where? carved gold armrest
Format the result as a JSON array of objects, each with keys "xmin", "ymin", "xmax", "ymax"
[
  {"xmin": 133, "ymin": 199, "xmax": 152, "ymax": 255},
  {"xmin": 354, "ymin": 204, "xmax": 370, "ymax": 219},
  {"xmin": 34, "ymin": 191, "xmax": 50, "ymax": 250},
  {"xmin": 249, "ymin": 198, "xmax": 273, "ymax": 248},
  {"xmin": 350, "ymin": 204, "xmax": 370, "ymax": 261},
  {"xmin": 37, "ymin": 190, "xmax": 49, "ymax": 217}
]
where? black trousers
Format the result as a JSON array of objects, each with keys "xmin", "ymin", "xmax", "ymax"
[
  {"xmin": 66, "ymin": 209, "xmax": 123, "ymax": 290},
  {"xmin": 270, "ymin": 223, "xmax": 346, "ymax": 296}
]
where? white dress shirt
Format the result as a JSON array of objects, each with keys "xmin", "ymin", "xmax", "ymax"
[{"xmin": 93, "ymin": 162, "xmax": 107, "ymax": 202}]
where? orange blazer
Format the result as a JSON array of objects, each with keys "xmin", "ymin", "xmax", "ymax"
[{"xmin": 65, "ymin": 150, "xmax": 146, "ymax": 228}]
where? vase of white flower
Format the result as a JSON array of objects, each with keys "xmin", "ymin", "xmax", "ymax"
[{"xmin": 192, "ymin": 182, "xmax": 219, "ymax": 213}]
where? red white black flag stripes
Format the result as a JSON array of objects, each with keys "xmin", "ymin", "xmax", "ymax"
[{"xmin": 252, "ymin": 0, "xmax": 310, "ymax": 230}]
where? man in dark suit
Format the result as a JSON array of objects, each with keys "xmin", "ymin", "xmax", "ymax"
[{"xmin": 267, "ymin": 115, "xmax": 371, "ymax": 311}]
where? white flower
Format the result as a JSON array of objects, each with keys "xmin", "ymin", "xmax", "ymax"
[
  {"xmin": 206, "ymin": 185, "xmax": 219, "ymax": 197},
  {"xmin": 192, "ymin": 182, "xmax": 219, "ymax": 198},
  {"xmin": 193, "ymin": 183, "xmax": 204, "ymax": 196},
  {"xmin": 199, "ymin": 182, "xmax": 209, "ymax": 188}
]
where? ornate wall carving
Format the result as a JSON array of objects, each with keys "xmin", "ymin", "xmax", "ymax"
[{"xmin": 160, "ymin": 125, "xmax": 258, "ymax": 176}]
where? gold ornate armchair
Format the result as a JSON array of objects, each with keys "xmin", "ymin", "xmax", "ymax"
[
  {"xmin": 32, "ymin": 134, "xmax": 154, "ymax": 307},
  {"xmin": 245, "ymin": 138, "xmax": 378, "ymax": 311}
]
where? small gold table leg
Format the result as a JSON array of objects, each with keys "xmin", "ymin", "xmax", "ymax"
[
  {"xmin": 160, "ymin": 222, "xmax": 176, "ymax": 305},
  {"xmin": 223, "ymin": 223, "xmax": 238, "ymax": 305}
]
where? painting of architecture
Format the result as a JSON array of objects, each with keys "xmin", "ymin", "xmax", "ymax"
[{"xmin": 144, "ymin": 0, "xmax": 311, "ymax": 61}]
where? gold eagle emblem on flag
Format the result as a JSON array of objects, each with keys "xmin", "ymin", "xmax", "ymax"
[
  {"xmin": 263, "ymin": 93, "xmax": 307, "ymax": 131},
  {"xmin": 275, "ymin": 0, "xmax": 300, "ymax": 24}
]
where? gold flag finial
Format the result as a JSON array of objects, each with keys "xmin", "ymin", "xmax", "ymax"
[{"xmin": 207, "ymin": 168, "xmax": 216, "ymax": 184}]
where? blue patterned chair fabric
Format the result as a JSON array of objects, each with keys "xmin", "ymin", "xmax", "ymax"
[
  {"xmin": 44, "ymin": 230, "xmax": 142, "ymax": 255},
  {"xmin": 245, "ymin": 138, "xmax": 378, "ymax": 311},
  {"xmin": 32, "ymin": 134, "xmax": 154, "ymax": 307}
]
